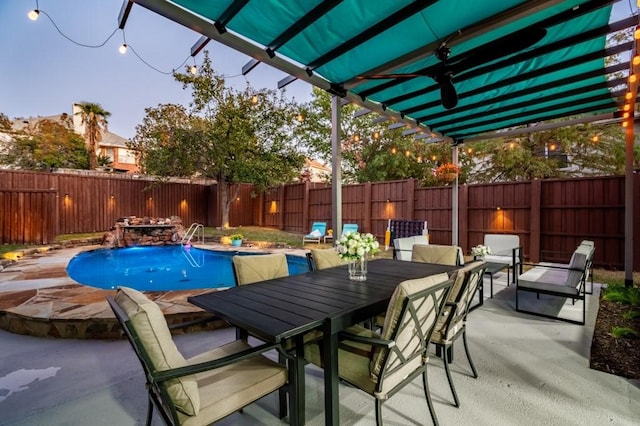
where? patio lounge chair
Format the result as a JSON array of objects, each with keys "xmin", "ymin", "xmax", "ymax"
[
  {"xmin": 324, "ymin": 223, "xmax": 358, "ymax": 243},
  {"xmin": 302, "ymin": 222, "xmax": 327, "ymax": 244},
  {"xmin": 430, "ymin": 260, "xmax": 487, "ymax": 408},
  {"xmin": 106, "ymin": 287, "xmax": 291, "ymax": 426},
  {"xmin": 304, "ymin": 273, "xmax": 453, "ymax": 425}
]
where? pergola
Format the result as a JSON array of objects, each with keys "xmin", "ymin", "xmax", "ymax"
[{"xmin": 121, "ymin": 0, "xmax": 638, "ymax": 285}]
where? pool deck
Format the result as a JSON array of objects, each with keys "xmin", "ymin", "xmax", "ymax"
[{"xmin": 0, "ymin": 243, "xmax": 309, "ymax": 339}]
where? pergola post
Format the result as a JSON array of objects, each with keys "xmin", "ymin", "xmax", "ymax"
[
  {"xmin": 331, "ymin": 95, "xmax": 342, "ymax": 240},
  {"xmin": 452, "ymin": 143, "xmax": 459, "ymax": 246}
]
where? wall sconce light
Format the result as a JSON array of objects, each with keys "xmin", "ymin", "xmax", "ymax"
[
  {"xmin": 496, "ymin": 206, "xmax": 501, "ymax": 210},
  {"xmin": 236, "ymin": 197, "xmax": 240, "ymax": 201},
  {"xmin": 148, "ymin": 197, "xmax": 153, "ymax": 201},
  {"xmin": 110, "ymin": 195, "xmax": 115, "ymax": 199}
]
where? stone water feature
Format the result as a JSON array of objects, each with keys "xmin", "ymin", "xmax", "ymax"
[{"xmin": 102, "ymin": 216, "xmax": 185, "ymax": 248}]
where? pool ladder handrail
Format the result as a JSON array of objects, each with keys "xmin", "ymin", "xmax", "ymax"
[
  {"xmin": 182, "ymin": 223, "xmax": 204, "ymax": 245},
  {"xmin": 181, "ymin": 247, "xmax": 203, "ymax": 268}
]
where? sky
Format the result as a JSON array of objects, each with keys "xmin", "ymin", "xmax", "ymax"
[
  {"xmin": 0, "ymin": 1, "xmax": 635, "ymax": 140},
  {"xmin": 0, "ymin": 0, "xmax": 314, "ymax": 139}
]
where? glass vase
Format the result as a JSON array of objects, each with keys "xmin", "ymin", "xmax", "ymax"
[{"xmin": 348, "ymin": 255, "xmax": 368, "ymax": 281}]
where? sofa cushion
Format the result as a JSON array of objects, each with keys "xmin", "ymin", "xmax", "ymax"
[{"xmin": 115, "ymin": 287, "xmax": 200, "ymax": 416}]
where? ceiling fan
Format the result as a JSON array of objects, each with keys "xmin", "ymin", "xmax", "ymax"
[{"xmin": 358, "ymin": 27, "xmax": 547, "ymax": 110}]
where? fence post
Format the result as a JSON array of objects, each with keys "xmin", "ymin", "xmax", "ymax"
[
  {"xmin": 406, "ymin": 178, "xmax": 415, "ymax": 219},
  {"xmin": 530, "ymin": 179, "xmax": 541, "ymax": 263},
  {"xmin": 364, "ymin": 182, "xmax": 372, "ymax": 233},
  {"xmin": 459, "ymin": 184, "xmax": 468, "ymax": 253},
  {"xmin": 279, "ymin": 184, "xmax": 286, "ymax": 231}
]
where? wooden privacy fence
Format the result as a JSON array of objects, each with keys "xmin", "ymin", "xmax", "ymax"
[
  {"xmin": 260, "ymin": 175, "xmax": 639, "ymax": 271},
  {"xmin": 1, "ymin": 170, "xmax": 638, "ymax": 271}
]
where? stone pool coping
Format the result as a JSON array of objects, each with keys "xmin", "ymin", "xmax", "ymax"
[{"xmin": 0, "ymin": 242, "xmax": 309, "ymax": 339}]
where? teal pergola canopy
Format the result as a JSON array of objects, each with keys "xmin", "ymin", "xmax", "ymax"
[{"xmin": 130, "ymin": 0, "xmax": 636, "ymax": 142}]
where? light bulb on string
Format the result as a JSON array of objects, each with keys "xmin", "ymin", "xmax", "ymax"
[
  {"xmin": 119, "ymin": 43, "xmax": 128, "ymax": 54},
  {"xmin": 189, "ymin": 65, "xmax": 197, "ymax": 75},
  {"xmin": 251, "ymin": 95, "xmax": 259, "ymax": 104},
  {"xmin": 28, "ymin": 9, "xmax": 39, "ymax": 20}
]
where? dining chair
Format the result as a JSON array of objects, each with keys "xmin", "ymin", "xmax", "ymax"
[
  {"xmin": 232, "ymin": 253, "xmax": 289, "ymax": 285},
  {"xmin": 303, "ymin": 272, "xmax": 453, "ymax": 425},
  {"xmin": 430, "ymin": 260, "xmax": 487, "ymax": 408},
  {"xmin": 412, "ymin": 244, "xmax": 464, "ymax": 266},
  {"xmin": 106, "ymin": 286, "xmax": 291, "ymax": 426},
  {"xmin": 306, "ymin": 247, "xmax": 348, "ymax": 271}
]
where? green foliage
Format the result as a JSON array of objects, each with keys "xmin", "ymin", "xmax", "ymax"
[
  {"xmin": 131, "ymin": 51, "xmax": 304, "ymax": 227},
  {"xmin": 602, "ymin": 285, "xmax": 640, "ymax": 306},
  {"xmin": 229, "ymin": 233, "xmax": 243, "ymax": 240},
  {"xmin": 296, "ymin": 88, "xmax": 444, "ymax": 184},
  {"xmin": 0, "ymin": 117, "xmax": 89, "ymax": 170},
  {"xmin": 622, "ymin": 310, "xmax": 640, "ymax": 321},
  {"xmin": 467, "ymin": 119, "xmax": 637, "ymax": 183},
  {"xmin": 74, "ymin": 102, "xmax": 110, "ymax": 170},
  {"xmin": 610, "ymin": 326, "xmax": 639, "ymax": 339}
]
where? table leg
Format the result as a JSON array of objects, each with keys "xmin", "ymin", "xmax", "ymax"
[
  {"xmin": 294, "ymin": 336, "xmax": 306, "ymax": 426},
  {"xmin": 322, "ymin": 330, "xmax": 339, "ymax": 426},
  {"xmin": 490, "ymin": 273, "xmax": 494, "ymax": 298}
]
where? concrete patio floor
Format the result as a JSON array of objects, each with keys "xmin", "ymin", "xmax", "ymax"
[{"xmin": 1, "ymin": 247, "xmax": 639, "ymax": 425}]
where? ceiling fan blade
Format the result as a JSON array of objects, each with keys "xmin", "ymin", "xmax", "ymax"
[
  {"xmin": 358, "ymin": 73, "xmax": 430, "ymax": 80},
  {"xmin": 435, "ymin": 74, "xmax": 458, "ymax": 109},
  {"xmin": 447, "ymin": 27, "xmax": 547, "ymax": 74}
]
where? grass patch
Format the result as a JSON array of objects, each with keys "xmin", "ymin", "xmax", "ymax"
[
  {"xmin": 0, "ymin": 244, "xmax": 29, "ymax": 256},
  {"xmin": 623, "ymin": 310, "xmax": 640, "ymax": 321},
  {"xmin": 602, "ymin": 285, "xmax": 640, "ymax": 306},
  {"xmin": 611, "ymin": 326, "xmax": 639, "ymax": 339}
]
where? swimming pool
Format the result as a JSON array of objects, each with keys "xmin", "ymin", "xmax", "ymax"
[{"xmin": 66, "ymin": 246, "xmax": 309, "ymax": 291}]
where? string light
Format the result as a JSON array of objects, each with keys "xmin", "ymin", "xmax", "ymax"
[
  {"xmin": 250, "ymin": 95, "xmax": 259, "ymax": 104},
  {"xmin": 26, "ymin": 5, "xmax": 201, "ymax": 77},
  {"xmin": 189, "ymin": 64, "xmax": 197, "ymax": 75},
  {"xmin": 296, "ymin": 113, "xmax": 304, "ymax": 122}
]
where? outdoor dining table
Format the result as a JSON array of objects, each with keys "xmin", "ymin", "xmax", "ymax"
[{"xmin": 188, "ymin": 258, "xmax": 460, "ymax": 426}]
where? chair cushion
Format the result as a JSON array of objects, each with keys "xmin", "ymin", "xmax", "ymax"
[
  {"xmin": 115, "ymin": 287, "xmax": 200, "ymax": 416},
  {"xmin": 178, "ymin": 340, "xmax": 288, "ymax": 426},
  {"xmin": 411, "ymin": 244, "xmax": 459, "ymax": 265},
  {"xmin": 233, "ymin": 253, "xmax": 289, "ymax": 285},
  {"xmin": 370, "ymin": 273, "xmax": 450, "ymax": 379},
  {"xmin": 310, "ymin": 248, "xmax": 347, "ymax": 270}
]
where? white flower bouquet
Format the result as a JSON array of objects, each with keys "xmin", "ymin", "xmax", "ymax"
[
  {"xmin": 336, "ymin": 231, "xmax": 380, "ymax": 261},
  {"xmin": 471, "ymin": 244, "xmax": 491, "ymax": 257}
]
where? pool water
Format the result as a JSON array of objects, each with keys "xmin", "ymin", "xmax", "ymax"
[{"xmin": 66, "ymin": 246, "xmax": 309, "ymax": 291}]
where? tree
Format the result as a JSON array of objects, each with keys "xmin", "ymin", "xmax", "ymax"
[
  {"xmin": 131, "ymin": 52, "xmax": 304, "ymax": 227},
  {"xmin": 75, "ymin": 102, "xmax": 111, "ymax": 170},
  {"xmin": 296, "ymin": 88, "xmax": 439, "ymax": 183},
  {"xmin": 0, "ymin": 115, "xmax": 89, "ymax": 170},
  {"xmin": 465, "ymin": 119, "xmax": 638, "ymax": 183}
]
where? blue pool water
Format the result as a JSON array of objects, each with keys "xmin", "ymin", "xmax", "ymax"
[{"xmin": 66, "ymin": 246, "xmax": 309, "ymax": 291}]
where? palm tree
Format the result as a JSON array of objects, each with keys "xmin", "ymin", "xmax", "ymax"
[{"xmin": 74, "ymin": 102, "xmax": 111, "ymax": 170}]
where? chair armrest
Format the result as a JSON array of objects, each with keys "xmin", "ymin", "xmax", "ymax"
[
  {"xmin": 520, "ymin": 262, "xmax": 584, "ymax": 272},
  {"xmin": 153, "ymin": 341, "xmax": 281, "ymax": 382},
  {"xmin": 338, "ymin": 331, "xmax": 395, "ymax": 349},
  {"xmin": 168, "ymin": 315, "xmax": 219, "ymax": 330}
]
